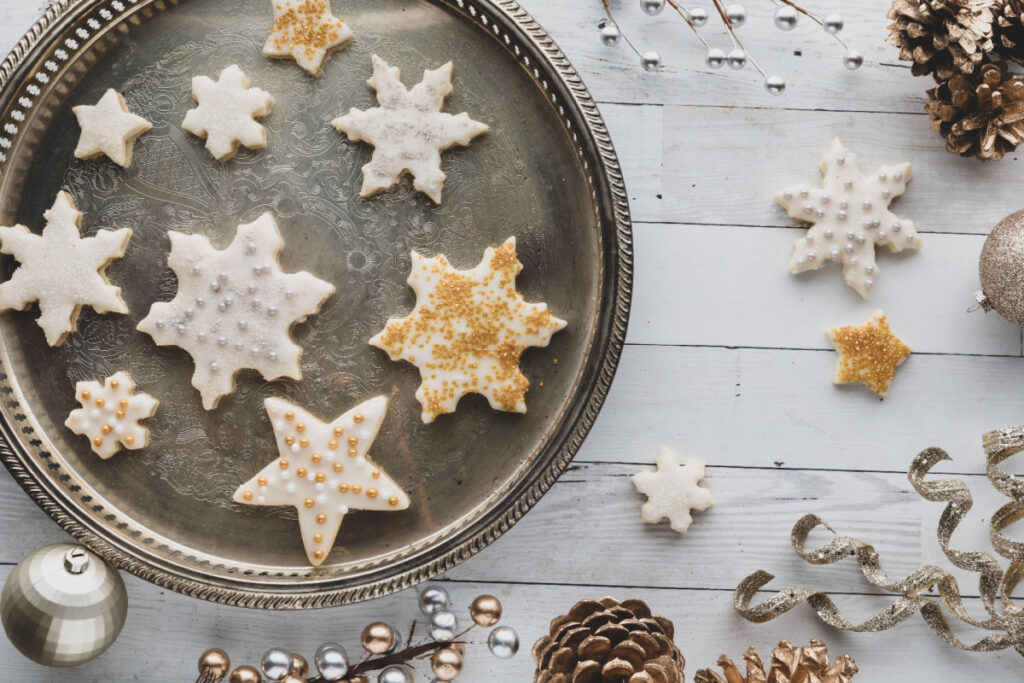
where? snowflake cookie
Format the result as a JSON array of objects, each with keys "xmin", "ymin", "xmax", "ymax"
[
  {"xmin": 72, "ymin": 89, "xmax": 152, "ymax": 167},
  {"xmin": 264, "ymin": 0, "xmax": 353, "ymax": 76},
  {"xmin": 0, "ymin": 191, "xmax": 131, "ymax": 346},
  {"xmin": 827, "ymin": 310, "xmax": 911, "ymax": 397},
  {"xmin": 370, "ymin": 237, "xmax": 566, "ymax": 423},
  {"xmin": 137, "ymin": 213, "xmax": 334, "ymax": 410},
  {"xmin": 632, "ymin": 448, "xmax": 714, "ymax": 535},
  {"xmin": 182, "ymin": 64, "xmax": 275, "ymax": 161},
  {"xmin": 776, "ymin": 138, "xmax": 922, "ymax": 299},
  {"xmin": 233, "ymin": 396, "xmax": 410, "ymax": 566},
  {"xmin": 332, "ymin": 55, "xmax": 489, "ymax": 204},
  {"xmin": 65, "ymin": 372, "xmax": 159, "ymax": 459}
]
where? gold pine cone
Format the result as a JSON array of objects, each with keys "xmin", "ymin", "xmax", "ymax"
[
  {"xmin": 886, "ymin": 0, "xmax": 996, "ymax": 80},
  {"xmin": 694, "ymin": 639, "xmax": 858, "ymax": 683},
  {"xmin": 994, "ymin": 0, "xmax": 1024, "ymax": 61},
  {"xmin": 532, "ymin": 597, "xmax": 685, "ymax": 683}
]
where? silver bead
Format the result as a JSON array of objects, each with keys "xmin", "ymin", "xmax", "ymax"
[
  {"xmin": 844, "ymin": 243, "xmax": 854, "ymax": 254},
  {"xmin": 378, "ymin": 666, "xmax": 414, "ymax": 683},
  {"xmin": 268, "ymin": 351, "xmax": 278, "ymax": 361},
  {"xmin": 267, "ymin": 306, "xmax": 278, "ymax": 317},
  {"xmin": 238, "ymin": 321, "xmax": 248, "ymax": 331},
  {"xmin": 725, "ymin": 4, "xmax": 746, "ymax": 27},
  {"xmin": 210, "ymin": 281, "xmax": 221, "ymax": 292},
  {"xmin": 820, "ymin": 194, "xmax": 830, "ymax": 204},
  {"xmin": 640, "ymin": 0, "xmax": 665, "ymax": 15},
  {"xmin": 209, "ymin": 361, "xmax": 219, "ymax": 373},
  {"xmin": 315, "ymin": 642, "xmax": 349, "ymax": 681},
  {"xmin": 773, "ymin": 5, "xmax": 798, "ymax": 30},
  {"xmin": 599, "ymin": 22, "xmax": 621, "ymax": 46},
  {"xmin": 805, "ymin": 250, "xmax": 816, "ymax": 261},
  {"xmin": 823, "ymin": 229, "xmax": 834, "ymax": 239},
  {"xmin": 845, "ymin": 232, "xmax": 855, "ymax": 241},
  {"xmin": 824, "ymin": 13, "xmax": 844, "ymax": 34},
  {"xmin": 688, "ymin": 7, "xmax": 708, "ymax": 26},
  {"xmin": 829, "ymin": 248, "xmax": 839, "ymax": 260},
  {"xmin": 881, "ymin": 190, "xmax": 891, "ymax": 199},
  {"xmin": 419, "ymin": 585, "xmax": 451, "ymax": 615},
  {"xmin": 764, "ymin": 75, "xmax": 786, "ymax": 95},
  {"xmin": 217, "ymin": 336, "xmax": 227, "ymax": 346},
  {"xmin": 726, "ymin": 48, "xmax": 746, "ymax": 69},
  {"xmin": 261, "ymin": 648, "xmax": 293, "ymax": 680},
  {"xmin": 488, "ymin": 626, "xmax": 520, "ymax": 659},
  {"xmin": 837, "ymin": 210, "xmax": 847, "ymax": 221},
  {"xmin": 641, "ymin": 50, "xmax": 662, "ymax": 71},
  {"xmin": 893, "ymin": 171, "xmax": 903, "ymax": 181},
  {"xmin": 245, "ymin": 240, "xmax": 257, "ymax": 254},
  {"xmin": 862, "ymin": 200, "xmax": 872, "ymax": 210},
  {"xmin": 870, "ymin": 219, "xmax": 881, "ymax": 229},
  {"xmin": 877, "ymin": 231, "xmax": 887, "ymax": 241},
  {"xmin": 856, "ymin": 234, "xmax": 866, "ymax": 245},
  {"xmin": 843, "ymin": 49, "xmax": 863, "ymax": 70},
  {"xmin": 429, "ymin": 609, "xmax": 459, "ymax": 641},
  {"xmin": 802, "ymin": 203, "xmax": 814, "ymax": 215},
  {"xmin": 865, "ymin": 264, "xmax": 875, "ymax": 274},
  {"xmin": 705, "ymin": 47, "xmax": 726, "ymax": 68},
  {"xmin": 892, "ymin": 222, "xmax": 902, "ymax": 233},
  {"xmin": 195, "ymin": 296, "xmax": 204, "ymax": 307}
]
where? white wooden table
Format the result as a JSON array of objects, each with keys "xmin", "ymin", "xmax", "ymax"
[{"xmin": 3, "ymin": 0, "xmax": 1024, "ymax": 680}]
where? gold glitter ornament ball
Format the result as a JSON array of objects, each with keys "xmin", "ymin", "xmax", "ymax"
[{"xmin": 979, "ymin": 210, "xmax": 1024, "ymax": 326}]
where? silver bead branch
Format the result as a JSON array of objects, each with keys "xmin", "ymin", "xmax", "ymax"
[{"xmin": 598, "ymin": 0, "xmax": 862, "ymax": 94}]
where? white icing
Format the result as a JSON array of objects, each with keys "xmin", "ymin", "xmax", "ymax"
[
  {"xmin": 332, "ymin": 55, "xmax": 489, "ymax": 204},
  {"xmin": 263, "ymin": 0, "xmax": 354, "ymax": 76},
  {"xmin": 137, "ymin": 213, "xmax": 334, "ymax": 410},
  {"xmin": 631, "ymin": 448, "xmax": 714, "ymax": 535},
  {"xmin": 182, "ymin": 64, "xmax": 274, "ymax": 161},
  {"xmin": 65, "ymin": 371, "xmax": 159, "ymax": 459},
  {"xmin": 72, "ymin": 89, "xmax": 152, "ymax": 167},
  {"xmin": 777, "ymin": 138, "xmax": 922, "ymax": 299},
  {"xmin": 233, "ymin": 396, "xmax": 410, "ymax": 566},
  {"xmin": 369, "ymin": 236, "xmax": 567, "ymax": 423},
  {"xmin": 0, "ymin": 191, "xmax": 131, "ymax": 346}
]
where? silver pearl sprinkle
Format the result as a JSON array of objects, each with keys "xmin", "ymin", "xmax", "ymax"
[
  {"xmin": 820, "ymin": 194, "xmax": 830, "ymax": 204},
  {"xmin": 209, "ymin": 362, "xmax": 218, "ymax": 373},
  {"xmin": 195, "ymin": 297, "xmax": 204, "ymax": 307},
  {"xmin": 830, "ymin": 248, "xmax": 840, "ymax": 260},
  {"xmin": 837, "ymin": 211, "xmax": 847, "ymax": 221},
  {"xmin": 862, "ymin": 200, "xmax": 872, "ymax": 211},
  {"xmin": 839, "ymin": 201, "xmax": 849, "ymax": 209},
  {"xmin": 823, "ymin": 230, "xmax": 834, "ymax": 239},
  {"xmin": 892, "ymin": 222, "xmax": 902, "ymax": 233},
  {"xmin": 844, "ymin": 243, "xmax": 854, "ymax": 254},
  {"xmin": 210, "ymin": 281, "xmax": 220, "ymax": 292},
  {"xmin": 837, "ymin": 156, "xmax": 846, "ymax": 166},
  {"xmin": 877, "ymin": 231, "xmax": 887, "ymax": 241},
  {"xmin": 267, "ymin": 306, "xmax": 278, "ymax": 317},
  {"xmin": 217, "ymin": 336, "xmax": 227, "ymax": 346},
  {"xmin": 799, "ymin": 189, "xmax": 809, "ymax": 198},
  {"xmin": 844, "ymin": 180, "xmax": 853, "ymax": 189}
]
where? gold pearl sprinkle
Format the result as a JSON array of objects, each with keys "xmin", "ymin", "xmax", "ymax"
[
  {"xmin": 257, "ymin": 476, "xmax": 268, "ymax": 487},
  {"xmin": 279, "ymin": 459, "xmax": 290, "ymax": 469},
  {"xmin": 315, "ymin": 472, "xmax": 326, "ymax": 483},
  {"xmin": 333, "ymin": 462, "xmax": 344, "ymax": 472},
  {"xmin": 284, "ymin": 435, "xmax": 295, "ymax": 446},
  {"xmin": 388, "ymin": 496, "xmax": 400, "ymax": 507},
  {"xmin": 352, "ymin": 484, "xmax": 363, "ymax": 494},
  {"xmin": 372, "ymin": 470, "xmax": 381, "ymax": 479},
  {"xmin": 367, "ymin": 488, "xmax": 378, "ymax": 499},
  {"xmin": 304, "ymin": 497, "xmax": 315, "ymax": 508},
  {"xmin": 101, "ymin": 423, "xmax": 112, "ymax": 435},
  {"xmin": 95, "ymin": 398, "xmax": 106, "ymax": 408},
  {"xmin": 313, "ymin": 533, "xmax": 323, "ymax": 543},
  {"xmin": 93, "ymin": 436, "xmax": 103, "ymax": 446},
  {"xmin": 347, "ymin": 436, "xmax": 358, "ymax": 446},
  {"xmin": 296, "ymin": 467, "xmax": 308, "ymax": 478},
  {"xmin": 311, "ymin": 453, "xmax": 322, "ymax": 464},
  {"xmin": 316, "ymin": 513, "xmax": 327, "ymax": 524},
  {"xmin": 296, "ymin": 423, "xmax": 306, "ymax": 433},
  {"xmin": 328, "ymin": 439, "xmax": 339, "ymax": 449},
  {"xmin": 81, "ymin": 390, "xmax": 91, "ymax": 400},
  {"xmin": 314, "ymin": 549, "xmax": 325, "ymax": 560},
  {"xmin": 124, "ymin": 435, "xmax": 135, "ymax": 445},
  {"xmin": 353, "ymin": 413, "xmax": 364, "ymax": 424},
  {"xmin": 242, "ymin": 490, "xmax": 254, "ymax": 501},
  {"xmin": 333, "ymin": 426, "xmax": 344, "ymax": 437},
  {"xmin": 299, "ymin": 437, "xmax": 310, "ymax": 448},
  {"xmin": 348, "ymin": 447, "xmax": 358, "ymax": 458},
  {"xmin": 284, "ymin": 410, "xmax": 295, "ymax": 420},
  {"xmin": 338, "ymin": 483, "xmax": 350, "ymax": 493},
  {"xmin": 110, "ymin": 379, "xmax": 119, "ymax": 389},
  {"xmin": 115, "ymin": 410, "xmax": 126, "ymax": 419},
  {"xmin": 119, "ymin": 399, "xmax": 129, "ymax": 408}
]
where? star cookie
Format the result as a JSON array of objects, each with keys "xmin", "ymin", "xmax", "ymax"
[
  {"xmin": 332, "ymin": 55, "xmax": 489, "ymax": 203},
  {"xmin": 65, "ymin": 371, "xmax": 159, "ymax": 459},
  {"xmin": 233, "ymin": 396, "xmax": 410, "ymax": 566},
  {"xmin": 72, "ymin": 89, "xmax": 152, "ymax": 167},
  {"xmin": 182, "ymin": 64, "xmax": 275, "ymax": 161},
  {"xmin": 632, "ymin": 448, "xmax": 714, "ymax": 535},
  {"xmin": 776, "ymin": 138, "xmax": 922, "ymax": 299},
  {"xmin": 264, "ymin": 0, "xmax": 353, "ymax": 76},
  {"xmin": 0, "ymin": 191, "xmax": 131, "ymax": 346},
  {"xmin": 137, "ymin": 213, "xmax": 334, "ymax": 410},
  {"xmin": 370, "ymin": 237, "xmax": 566, "ymax": 423},
  {"xmin": 827, "ymin": 310, "xmax": 911, "ymax": 397}
]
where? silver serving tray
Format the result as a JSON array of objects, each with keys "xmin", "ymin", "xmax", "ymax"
[{"xmin": 0, "ymin": 0, "xmax": 631, "ymax": 607}]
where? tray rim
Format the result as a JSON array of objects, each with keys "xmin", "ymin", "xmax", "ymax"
[{"xmin": 0, "ymin": 0, "xmax": 633, "ymax": 608}]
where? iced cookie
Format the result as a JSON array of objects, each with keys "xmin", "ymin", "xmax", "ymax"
[
  {"xmin": 137, "ymin": 213, "xmax": 334, "ymax": 410},
  {"xmin": 65, "ymin": 372, "xmax": 159, "ymax": 459},
  {"xmin": 0, "ymin": 191, "xmax": 131, "ymax": 346},
  {"xmin": 370, "ymin": 237, "xmax": 566, "ymax": 423},
  {"xmin": 264, "ymin": 0, "xmax": 353, "ymax": 76},
  {"xmin": 182, "ymin": 64, "xmax": 274, "ymax": 161},
  {"xmin": 72, "ymin": 89, "xmax": 152, "ymax": 167},
  {"xmin": 632, "ymin": 448, "xmax": 714, "ymax": 535},
  {"xmin": 332, "ymin": 55, "xmax": 489, "ymax": 204},
  {"xmin": 233, "ymin": 396, "xmax": 410, "ymax": 566}
]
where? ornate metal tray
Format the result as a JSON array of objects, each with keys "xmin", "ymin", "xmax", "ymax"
[{"xmin": 0, "ymin": 0, "xmax": 631, "ymax": 607}]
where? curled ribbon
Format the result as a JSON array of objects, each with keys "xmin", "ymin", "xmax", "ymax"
[{"xmin": 734, "ymin": 426, "xmax": 1024, "ymax": 655}]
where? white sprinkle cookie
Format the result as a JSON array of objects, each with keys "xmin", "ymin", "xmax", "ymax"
[
  {"xmin": 370, "ymin": 237, "xmax": 567, "ymax": 423},
  {"xmin": 264, "ymin": 0, "xmax": 353, "ymax": 76},
  {"xmin": 65, "ymin": 371, "xmax": 159, "ymax": 459},
  {"xmin": 632, "ymin": 448, "xmax": 714, "ymax": 535},
  {"xmin": 332, "ymin": 54, "xmax": 489, "ymax": 204},
  {"xmin": 182, "ymin": 64, "xmax": 274, "ymax": 161},
  {"xmin": 0, "ymin": 191, "xmax": 131, "ymax": 347},
  {"xmin": 72, "ymin": 89, "xmax": 152, "ymax": 167},
  {"xmin": 776, "ymin": 138, "xmax": 922, "ymax": 299},
  {"xmin": 137, "ymin": 213, "xmax": 335, "ymax": 410},
  {"xmin": 233, "ymin": 396, "xmax": 410, "ymax": 567}
]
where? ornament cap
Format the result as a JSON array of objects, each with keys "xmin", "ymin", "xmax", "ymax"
[
  {"xmin": 63, "ymin": 547, "xmax": 90, "ymax": 574},
  {"xmin": 974, "ymin": 290, "xmax": 994, "ymax": 312}
]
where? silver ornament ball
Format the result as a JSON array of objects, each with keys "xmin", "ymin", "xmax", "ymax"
[
  {"xmin": 378, "ymin": 665, "xmax": 414, "ymax": 683},
  {"xmin": 978, "ymin": 210, "xmax": 1024, "ymax": 327},
  {"xmin": 261, "ymin": 648, "xmax": 294, "ymax": 680},
  {"xmin": 0, "ymin": 544, "xmax": 127, "ymax": 667},
  {"xmin": 705, "ymin": 47, "xmax": 726, "ymax": 69},
  {"xmin": 725, "ymin": 4, "xmax": 747, "ymax": 27},
  {"xmin": 599, "ymin": 22, "xmax": 621, "ymax": 46},
  {"xmin": 314, "ymin": 642, "xmax": 350, "ymax": 681},
  {"xmin": 843, "ymin": 49, "xmax": 863, "ymax": 70},
  {"xmin": 773, "ymin": 5, "xmax": 798, "ymax": 30},
  {"xmin": 764, "ymin": 75, "xmax": 786, "ymax": 95},
  {"xmin": 419, "ymin": 585, "xmax": 451, "ymax": 615},
  {"xmin": 824, "ymin": 13, "xmax": 844, "ymax": 33},
  {"xmin": 388, "ymin": 624, "xmax": 403, "ymax": 653},
  {"xmin": 487, "ymin": 626, "xmax": 520, "ymax": 659},
  {"xmin": 688, "ymin": 7, "xmax": 709, "ymax": 27},
  {"xmin": 726, "ymin": 48, "xmax": 747, "ymax": 70},
  {"xmin": 641, "ymin": 50, "xmax": 662, "ymax": 71},
  {"xmin": 640, "ymin": 0, "xmax": 666, "ymax": 15},
  {"xmin": 428, "ymin": 608, "xmax": 459, "ymax": 641}
]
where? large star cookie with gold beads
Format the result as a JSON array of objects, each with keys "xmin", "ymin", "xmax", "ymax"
[
  {"xmin": 65, "ymin": 372, "xmax": 159, "ymax": 459},
  {"xmin": 332, "ymin": 55, "xmax": 489, "ymax": 203},
  {"xmin": 827, "ymin": 310, "xmax": 911, "ymax": 397},
  {"xmin": 0, "ymin": 191, "xmax": 131, "ymax": 347},
  {"xmin": 233, "ymin": 396, "xmax": 410, "ymax": 566},
  {"xmin": 264, "ymin": 0, "xmax": 353, "ymax": 76},
  {"xmin": 632, "ymin": 448, "xmax": 714, "ymax": 535},
  {"xmin": 776, "ymin": 138, "xmax": 922, "ymax": 299},
  {"xmin": 182, "ymin": 64, "xmax": 274, "ymax": 161},
  {"xmin": 370, "ymin": 237, "xmax": 566, "ymax": 423},
  {"xmin": 72, "ymin": 89, "xmax": 152, "ymax": 167},
  {"xmin": 137, "ymin": 213, "xmax": 334, "ymax": 410}
]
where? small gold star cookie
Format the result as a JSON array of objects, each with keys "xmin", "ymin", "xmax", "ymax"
[
  {"xmin": 65, "ymin": 372, "xmax": 159, "ymax": 459},
  {"xmin": 264, "ymin": 0, "xmax": 353, "ymax": 76},
  {"xmin": 827, "ymin": 310, "xmax": 911, "ymax": 397},
  {"xmin": 72, "ymin": 89, "xmax": 152, "ymax": 167}
]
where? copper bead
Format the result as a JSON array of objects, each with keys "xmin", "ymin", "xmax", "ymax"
[
  {"xmin": 431, "ymin": 647, "xmax": 464, "ymax": 681},
  {"xmin": 470, "ymin": 594, "xmax": 503, "ymax": 626},
  {"xmin": 290, "ymin": 652, "xmax": 308, "ymax": 677},
  {"xmin": 198, "ymin": 648, "xmax": 231, "ymax": 680},
  {"xmin": 228, "ymin": 666, "xmax": 262, "ymax": 683},
  {"xmin": 280, "ymin": 676, "xmax": 305, "ymax": 683},
  {"xmin": 360, "ymin": 622, "xmax": 395, "ymax": 654}
]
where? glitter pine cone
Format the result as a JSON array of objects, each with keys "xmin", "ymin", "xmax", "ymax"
[
  {"xmin": 694, "ymin": 640, "xmax": 858, "ymax": 683},
  {"xmin": 993, "ymin": 0, "xmax": 1024, "ymax": 62},
  {"xmin": 886, "ymin": 0, "xmax": 996, "ymax": 80}
]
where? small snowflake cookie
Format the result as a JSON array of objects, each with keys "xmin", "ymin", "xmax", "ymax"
[
  {"xmin": 827, "ymin": 310, "xmax": 911, "ymax": 397},
  {"xmin": 72, "ymin": 89, "xmax": 152, "ymax": 167},
  {"xmin": 632, "ymin": 448, "xmax": 714, "ymax": 535},
  {"xmin": 234, "ymin": 396, "xmax": 410, "ymax": 566},
  {"xmin": 264, "ymin": 0, "xmax": 353, "ymax": 76},
  {"xmin": 776, "ymin": 138, "xmax": 922, "ymax": 299},
  {"xmin": 0, "ymin": 191, "xmax": 131, "ymax": 346},
  {"xmin": 332, "ymin": 55, "xmax": 489, "ymax": 204},
  {"xmin": 65, "ymin": 372, "xmax": 159, "ymax": 459},
  {"xmin": 137, "ymin": 213, "xmax": 335, "ymax": 410},
  {"xmin": 182, "ymin": 64, "xmax": 274, "ymax": 161},
  {"xmin": 370, "ymin": 237, "xmax": 566, "ymax": 423}
]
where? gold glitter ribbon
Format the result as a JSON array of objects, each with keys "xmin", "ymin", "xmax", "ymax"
[{"xmin": 733, "ymin": 426, "xmax": 1024, "ymax": 655}]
